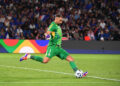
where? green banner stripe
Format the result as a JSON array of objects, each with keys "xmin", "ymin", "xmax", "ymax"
[{"xmin": 0, "ymin": 39, "xmax": 24, "ymax": 53}]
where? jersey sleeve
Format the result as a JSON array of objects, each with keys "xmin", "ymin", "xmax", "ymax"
[{"xmin": 48, "ymin": 23, "xmax": 56, "ymax": 31}]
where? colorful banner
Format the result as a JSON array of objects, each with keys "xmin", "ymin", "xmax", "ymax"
[{"xmin": 0, "ymin": 39, "xmax": 49, "ymax": 53}]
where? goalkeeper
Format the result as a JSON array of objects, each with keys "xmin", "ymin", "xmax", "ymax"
[{"xmin": 20, "ymin": 14, "xmax": 88, "ymax": 77}]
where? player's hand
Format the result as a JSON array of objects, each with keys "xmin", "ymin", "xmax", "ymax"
[{"xmin": 44, "ymin": 33, "xmax": 50, "ymax": 40}]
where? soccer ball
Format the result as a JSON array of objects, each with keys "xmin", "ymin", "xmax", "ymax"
[{"xmin": 75, "ymin": 70, "xmax": 83, "ymax": 78}]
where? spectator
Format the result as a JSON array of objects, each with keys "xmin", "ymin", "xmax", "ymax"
[
  {"xmin": 4, "ymin": 19, "xmax": 10, "ymax": 27},
  {"xmin": 84, "ymin": 33, "xmax": 90, "ymax": 41},
  {"xmin": 0, "ymin": 28, "xmax": 6, "ymax": 39},
  {"xmin": 15, "ymin": 33, "xmax": 21, "ymax": 39},
  {"xmin": 100, "ymin": 20, "xmax": 106, "ymax": 29},
  {"xmin": 29, "ymin": 21, "xmax": 36, "ymax": 33},
  {"xmin": 73, "ymin": 29, "xmax": 80, "ymax": 40},
  {"xmin": 17, "ymin": 26, "xmax": 23, "ymax": 35},
  {"xmin": 99, "ymin": 30, "xmax": 104, "ymax": 41},
  {"xmin": 0, "ymin": 15, "xmax": 5, "ymax": 23},
  {"xmin": 0, "ymin": 0, "xmax": 119, "ymax": 41},
  {"xmin": 87, "ymin": 29, "xmax": 95, "ymax": 40},
  {"xmin": 104, "ymin": 29, "xmax": 110, "ymax": 40}
]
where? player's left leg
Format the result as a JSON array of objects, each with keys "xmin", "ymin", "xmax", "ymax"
[
  {"xmin": 66, "ymin": 55, "xmax": 78, "ymax": 72},
  {"xmin": 58, "ymin": 48, "xmax": 88, "ymax": 77},
  {"xmin": 57, "ymin": 48, "xmax": 78, "ymax": 72},
  {"xmin": 66, "ymin": 55, "xmax": 88, "ymax": 77}
]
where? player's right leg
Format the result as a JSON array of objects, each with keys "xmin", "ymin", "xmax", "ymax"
[
  {"xmin": 20, "ymin": 46, "xmax": 54, "ymax": 63},
  {"xmin": 20, "ymin": 53, "xmax": 50, "ymax": 63},
  {"xmin": 30, "ymin": 55, "xmax": 50, "ymax": 63}
]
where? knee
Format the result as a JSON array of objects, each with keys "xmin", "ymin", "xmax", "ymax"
[
  {"xmin": 43, "ymin": 60, "xmax": 48, "ymax": 64},
  {"xmin": 66, "ymin": 56, "xmax": 74, "ymax": 62},
  {"xmin": 43, "ymin": 57, "xmax": 50, "ymax": 64},
  {"xmin": 70, "ymin": 57, "xmax": 74, "ymax": 61}
]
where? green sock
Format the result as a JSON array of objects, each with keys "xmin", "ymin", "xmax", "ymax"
[
  {"xmin": 69, "ymin": 61, "xmax": 78, "ymax": 72},
  {"xmin": 30, "ymin": 56, "xmax": 43, "ymax": 63}
]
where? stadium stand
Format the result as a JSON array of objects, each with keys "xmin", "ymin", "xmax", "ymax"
[{"xmin": 0, "ymin": 0, "xmax": 120, "ymax": 40}]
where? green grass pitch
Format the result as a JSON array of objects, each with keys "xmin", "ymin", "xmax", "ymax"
[{"xmin": 0, "ymin": 53, "xmax": 120, "ymax": 86}]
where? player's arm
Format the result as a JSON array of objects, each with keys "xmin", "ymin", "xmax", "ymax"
[{"xmin": 45, "ymin": 24, "xmax": 56, "ymax": 39}]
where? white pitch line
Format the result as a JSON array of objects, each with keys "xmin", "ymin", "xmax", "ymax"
[
  {"xmin": 0, "ymin": 82, "xmax": 114, "ymax": 84},
  {"xmin": 0, "ymin": 65, "xmax": 73, "ymax": 75},
  {"xmin": 0, "ymin": 65, "xmax": 120, "ymax": 82},
  {"xmin": 87, "ymin": 76, "xmax": 120, "ymax": 82}
]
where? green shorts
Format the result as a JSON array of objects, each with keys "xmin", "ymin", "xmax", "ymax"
[{"xmin": 45, "ymin": 45, "xmax": 69, "ymax": 60}]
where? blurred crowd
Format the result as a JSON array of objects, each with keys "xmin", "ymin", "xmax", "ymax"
[{"xmin": 0, "ymin": 0, "xmax": 120, "ymax": 41}]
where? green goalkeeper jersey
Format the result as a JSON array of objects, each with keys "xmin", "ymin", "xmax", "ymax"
[{"xmin": 48, "ymin": 21, "xmax": 62, "ymax": 46}]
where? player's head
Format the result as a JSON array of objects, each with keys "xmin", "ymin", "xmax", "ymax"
[{"xmin": 54, "ymin": 14, "xmax": 63, "ymax": 24}]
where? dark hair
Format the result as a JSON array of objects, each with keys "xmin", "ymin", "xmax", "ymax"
[{"xmin": 55, "ymin": 14, "xmax": 63, "ymax": 17}]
